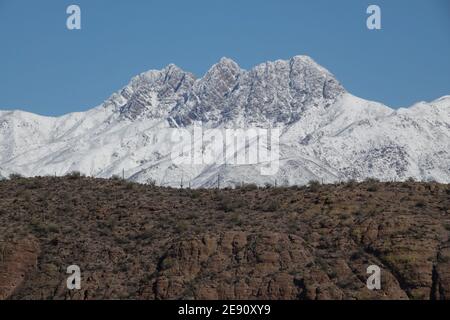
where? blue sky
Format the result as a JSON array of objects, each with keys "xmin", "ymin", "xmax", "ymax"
[{"xmin": 0, "ymin": 0, "xmax": 449, "ymax": 116}]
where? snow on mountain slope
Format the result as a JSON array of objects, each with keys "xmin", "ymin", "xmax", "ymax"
[{"xmin": 0, "ymin": 56, "xmax": 449, "ymax": 187}]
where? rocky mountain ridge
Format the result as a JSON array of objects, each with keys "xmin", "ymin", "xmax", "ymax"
[{"xmin": 0, "ymin": 55, "xmax": 448, "ymax": 187}]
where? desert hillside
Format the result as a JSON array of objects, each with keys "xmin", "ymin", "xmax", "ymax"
[{"xmin": 0, "ymin": 175, "xmax": 449, "ymax": 300}]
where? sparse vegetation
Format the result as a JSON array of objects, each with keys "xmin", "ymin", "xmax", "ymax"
[
  {"xmin": 189, "ymin": 189, "xmax": 202, "ymax": 199},
  {"xmin": 259, "ymin": 198, "xmax": 281, "ymax": 212},
  {"xmin": 345, "ymin": 179, "xmax": 357, "ymax": 188},
  {"xmin": 0, "ymin": 177, "xmax": 448, "ymax": 300},
  {"xmin": 66, "ymin": 171, "xmax": 84, "ymax": 179},
  {"xmin": 308, "ymin": 180, "xmax": 321, "ymax": 192},
  {"xmin": 364, "ymin": 177, "xmax": 380, "ymax": 184},
  {"xmin": 8, "ymin": 173, "xmax": 23, "ymax": 180},
  {"xmin": 218, "ymin": 194, "xmax": 245, "ymax": 212},
  {"xmin": 238, "ymin": 183, "xmax": 259, "ymax": 191}
]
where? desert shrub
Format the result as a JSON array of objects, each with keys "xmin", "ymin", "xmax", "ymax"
[
  {"xmin": 218, "ymin": 194, "xmax": 244, "ymax": 212},
  {"xmin": 125, "ymin": 181, "xmax": 135, "ymax": 190},
  {"xmin": 337, "ymin": 212, "xmax": 350, "ymax": 220},
  {"xmin": 364, "ymin": 177, "xmax": 380, "ymax": 192},
  {"xmin": 409, "ymin": 291, "xmax": 428, "ymax": 300},
  {"xmin": 264, "ymin": 182, "xmax": 273, "ymax": 189},
  {"xmin": 415, "ymin": 199, "xmax": 426, "ymax": 208},
  {"xmin": 438, "ymin": 253, "xmax": 450, "ymax": 263},
  {"xmin": 66, "ymin": 171, "xmax": 84, "ymax": 179},
  {"xmin": 31, "ymin": 220, "xmax": 59, "ymax": 234},
  {"xmin": 287, "ymin": 221, "xmax": 299, "ymax": 233},
  {"xmin": 27, "ymin": 179, "xmax": 42, "ymax": 190},
  {"xmin": 9, "ymin": 173, "xmax": 23, "ymax": 180},
  {"xmin": 111, "ymin": 174, "xmax": 121, "ymax": 181},
  {"xmin": 241, "ymin": 183, "xmax": 258, "ymax": 191},
  {"xmin": 174, "ymin": 221, "xmax": 189, "ymax": 233},
  {"xmin": 337, "ymin": 278, "xmax": 360, "ymax": 290},
  {"xmin": 345, "ymin": 179, "xmax": 357, "ymax": 188},
  {"xmin": 364, "ymin": 177, "xmax": 380, "ymax": 184},
  {"xmin": 46, "ymin": 223, "xmax": 60, "ymax": 233},
  {"xmin": 134, "ymin": 228, "xmax": 154, "ymax": 241},
  {"xmin": 146, "ymin": 178, "xmax": 156, "ymax": 187},
  {"xmin": 185, "ymin": 212, "xmax": 198, "ymax": 220},
  {"xmin": 114, "ymin": 235, "xmax": 131, "ymax": 245},
  {"xmin": 189, "ymin": 190, "xmax": 202, "ymax": 199},
  {"xmin": 407, "ymin": 177, "xmax": 416, "ymax": 183},
  {"xmin": 385, "ymin": 253, "xmax": 418, "ymax": 265},
  {"xmin": 160, "ymin": 257, "xmax": 175, "ymax": 270},
  {"xmin": 328, "ymin": 270, "xmax": 338, "ymax": 279},
  {"xmin": 229, "ymin": 212, "xmax": 242, "ymax": 226},
  {"xmin": 287, "ymin": 225, "xmax": 298, "ymax": 234},
  {"xmin": 22, "ymin": 191, "xmax": 32, "ymax": 202},
  {"xmin": 260, "ymin": 198, "xmax": 281, "ymax": 212},
  {"xmin": 308, "ymin": 180, "xmax": 321, "ymax": 192},
  {"xmin": 0, "ymin": 243, "xmax": 14, "ymax": 263},
  {"xmin": 315, "ymin": 257, "xmax": 328, "ymax": 271}
]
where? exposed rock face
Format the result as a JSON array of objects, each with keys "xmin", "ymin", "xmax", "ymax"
[
  {"xmin": 151, "ymin": 232, "xmax": 317, "ymax": 300},
  {"xmin": 149, "ymin": 221, "xmax": 449, "ymax": 300},
  {"xmin": 0, "ymin": 237, "xmax": 40, "ymax": 300}
]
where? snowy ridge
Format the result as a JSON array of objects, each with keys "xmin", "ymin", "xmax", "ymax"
[{"xmin": 0, "ymin": 56, "xmax": 449, "ymax": 187}]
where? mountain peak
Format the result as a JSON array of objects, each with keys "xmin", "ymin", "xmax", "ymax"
[
  {"xmin": 107, "ymin": 55, "xmax": 344, "ymax": 125},
  {"xmin": 107, "ymin": 63, "xmax": 195, "ymax": 120},
  {"xmin": 161, "ymin": 63, "xmax": 187, "ymax": 75},
  {"xmin": 290, "ymin": 54, "xmax": 315, "ymax": 63},
  {"xmin": 167, "ymin": 55, "xmax": 347, "ymax": 127},
  {"xmin": 218, "ymin": 56, "xmax": 239, "ymax": 66},
  {"xmin": 206, "ymin": 57, "xmax": 241, "ymax": 76}
]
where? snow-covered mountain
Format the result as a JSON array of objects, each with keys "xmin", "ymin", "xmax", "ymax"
[{"xmin": 1, "ymin": 55, "xmax": 449, "ymax": 187}]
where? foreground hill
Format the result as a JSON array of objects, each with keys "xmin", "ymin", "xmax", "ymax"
[{"xmin": 0, "ymin": 176, "xmax": 449, "ymax": 300}]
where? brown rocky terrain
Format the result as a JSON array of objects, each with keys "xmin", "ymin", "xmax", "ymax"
[{"xmin": 0, "ymin": 175, "xmax": 449, "ymax": 300}]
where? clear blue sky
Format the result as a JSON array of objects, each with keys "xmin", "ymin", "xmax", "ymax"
[{"xmin": 0, "ymin": 0, "xmax": 449, "ymax": 116}]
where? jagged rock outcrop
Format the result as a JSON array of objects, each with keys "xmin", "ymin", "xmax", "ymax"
[
  {"xmin": 150, "ymin": 232, "xmax": 321, "ymax": 300},
  {"xmin": 171, "ymin": 56, "xmax": 344, "ymax": 127}
]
